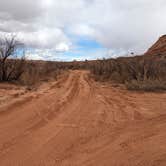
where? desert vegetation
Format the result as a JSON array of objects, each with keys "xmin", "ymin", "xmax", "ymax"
[
  {"xmin": 19, "ymin": 61, "xmax": 70, "ymax": 87},
  {"xmin": 0, "ymin": 35, "xmax": 71, "ymax": 87},
  {"xmin": 0, "ymin": 35, "xmax": 166, "ymax": 91},
  {"xmin": 89, "ymin": 55, "xmax": 166, "ymax": 91}
]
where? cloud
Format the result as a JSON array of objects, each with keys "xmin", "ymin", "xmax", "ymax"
[
  {"xmin": 0, "ymin": 0, "xmax": 42, "ymax": 21},
  {"xmin": 0, "ymin": 0, "xmax": 166, "ymax": 60},
  {"xmin": 18, "ymin": 28, "xmax": 71, "ymax": 49},
  {"xmin": 68, "ymin": 24, "xmax": 96, "ymax": 38},
  {"xmin": 55, "ymin": 43, "xmax": 70, "ymax": 52},
  {"xmin": 25, "ymin": 49, "xmax": 63, "ymax": 61}
]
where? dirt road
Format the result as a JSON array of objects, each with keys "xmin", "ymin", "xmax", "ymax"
[{"xmin": 0, "ymin": 70, "xmax": 166, "ymax": 166}]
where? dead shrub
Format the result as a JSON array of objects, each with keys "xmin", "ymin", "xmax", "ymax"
[
  {"xmin": 19, "ymin": 61, "xmax": 64, "ymax": 87},
  {"xmin": 89, "ymin": 55, "xmax": 166, "ymax": 91},
  {"xmin": 126, "ymin": 80, "xmax": 166, "ymax": 91}
]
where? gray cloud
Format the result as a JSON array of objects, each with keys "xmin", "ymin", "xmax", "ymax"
[{"xmin": 0, "ymin": 0, "xmax": 42, "ymax": 21}]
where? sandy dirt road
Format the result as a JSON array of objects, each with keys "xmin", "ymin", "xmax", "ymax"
[{"xmin": 0, "ymin": 70, "xmax": 166, "ymax": 166}]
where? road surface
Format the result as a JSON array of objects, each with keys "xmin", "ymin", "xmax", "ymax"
[{"xmin": 0, "ymin": 70, "xmax": 166, "ymax": 166}]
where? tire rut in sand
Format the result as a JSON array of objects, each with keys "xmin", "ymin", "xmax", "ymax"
[{"xmin": 0, "ymin": 70, "xmax": 166, "ymax": 166}]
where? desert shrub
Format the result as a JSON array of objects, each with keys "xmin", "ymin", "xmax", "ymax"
[
  {"xmin": 126, "ymin": 80, "xmax": 166, "ymax": 91},
  {"xmin": 4, "ymin": 59, "xmax": 26, "ymax": 81},
  {"xmin": 89, "ymin": 55, "xmax": 166, "ymax": 91},
  {"xmin": 19, "ymin": 61, "xmax": 65, "ymax": 86}
]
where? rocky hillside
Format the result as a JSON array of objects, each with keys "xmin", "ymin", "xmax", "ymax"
[{"xmin": 145, "ymin": 35, "xmax": 166, "ymax": 56}]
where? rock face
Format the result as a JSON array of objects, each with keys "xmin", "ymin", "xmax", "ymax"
[{"xmin": 145, "ymin": 35, "xmax": 166, "ymax": 56}]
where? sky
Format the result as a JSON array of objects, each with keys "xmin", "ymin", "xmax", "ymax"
[{"xmin": 0, "ymin": 0, "xmax": 166, "ymax": 61}]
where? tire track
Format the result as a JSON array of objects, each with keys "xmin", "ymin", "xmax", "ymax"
[{"xmin": 0, "ymin": 70, "xmax": 166, "ymax": 166}]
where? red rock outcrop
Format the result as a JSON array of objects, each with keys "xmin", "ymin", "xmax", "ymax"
[{"xmin": 145, "ymin": 35, "xmax": 166, "ymax": 56}]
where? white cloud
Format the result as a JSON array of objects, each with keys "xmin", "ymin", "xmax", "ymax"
[
  {"xmin": 18, "ymin": 28, "xmax": 71, "ymax": 49},
  {"xmin": 0, "ymin": 0, "xmax": 166, "ymax": 60},
  {"xmin": 25, "ymin": 53, "xmax": 45, "ymax": 61},
  {"xmin": 25, "ymin": 49, "xmax": 57, "ymax": 61},
  {"xmin": 68, "ymin": 24, "xmax": 95, "ymax": 37},
  {"xmin": 55, "ymin": 43, "xmax": 70, "ymax": 52}
]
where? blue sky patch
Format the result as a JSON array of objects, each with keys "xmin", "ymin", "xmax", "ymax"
[{"xmin": 63, "ymin": 36, "xmax": 108, "ymax": 61}]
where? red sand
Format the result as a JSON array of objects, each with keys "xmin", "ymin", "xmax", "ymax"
[{"xmin": 0, "ymin": 70, "xmax": 166, "ymax": 166}]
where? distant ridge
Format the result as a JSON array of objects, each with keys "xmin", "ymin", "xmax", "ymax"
[{"xmin": 145, "ymin": 35, "xmax": 166, "ymax": 56}]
